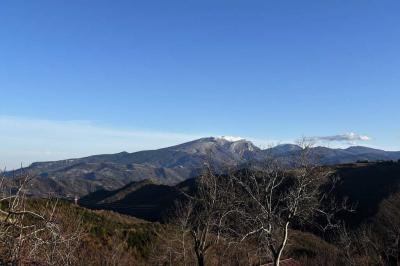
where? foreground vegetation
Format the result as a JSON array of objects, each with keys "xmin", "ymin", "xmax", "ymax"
[
  {"xmin": 0, "ymin": 174, "xmax": 159, "ymax": 265},
  {"xmin": 2, "ymin": 156, "xmax": 400, "ymax": 265}
]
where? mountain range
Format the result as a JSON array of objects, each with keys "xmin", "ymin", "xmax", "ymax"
[{"xmin": 7, "ymin": 137, "xmax": 400, "ymax": 198}]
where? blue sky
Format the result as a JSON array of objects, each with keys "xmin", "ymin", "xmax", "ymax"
[{"xmin": 1, "ymin": 0, "xmax": 399, "ymax": 168}]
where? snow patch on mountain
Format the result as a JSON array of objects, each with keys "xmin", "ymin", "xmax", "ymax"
[{"xmin": 216, "ymin": 136, "xmax": 244, "ymax": 142}]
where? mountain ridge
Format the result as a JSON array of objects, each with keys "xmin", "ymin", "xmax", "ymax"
[{"xmin": 7, "ymin": 137, "xmax": 400, "ymax": 198}]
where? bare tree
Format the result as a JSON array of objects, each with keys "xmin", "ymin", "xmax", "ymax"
[
  {"xmin": 154, "ymin": 166, "xmax": 236, "ymax": 266},
  {"xmin": 376, "ymin": 192, "xmax": 400, "ymax": 265},
  {"xmin": 149, "ymin": 201, "xmax": 196, "ymax": 266},
  {"xmin": 338, "ymin": 192, "xmax": 400, "ymax": 265},
  {"xmin": 190, "ymin": 169, "xmax": 236, "ymax": 266},
  {"xmin": 0, "ymin": 170, "xmax": 83, "ymax": 265},
  {"xmin": 228, "ymin": 140, "xmax": 347, "ymax": 266},
  {"xmin": 171, "ymin": 201, "xmax": 194, "ymax": 266},
  {"xmin": 153, "ymin": 140, "xmax": 351, "ymax": 266}
]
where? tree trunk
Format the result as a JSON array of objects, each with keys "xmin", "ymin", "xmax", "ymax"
[
  {"xmin": 397, "ymin": 235, "xmax": 400, "ymax": 266},
  {"xmin": 274, "ymin": 221, "xmax": 290, "ymax": 266},
  {"xmin": 195, "ymin": 252, "xmax": 205, "ymax": 266},
  {"xmin": 182, "ymin": 233, "xmax": 186, "ymax": 266}
]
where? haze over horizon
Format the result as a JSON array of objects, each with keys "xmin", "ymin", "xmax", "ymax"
[
  {"xmin": 1, "ymin": 1, "xmax": 399, "ymax": 168},
  {"xmin": 0, "ymin": 115, "xmax": 391, "ymax": 169}
]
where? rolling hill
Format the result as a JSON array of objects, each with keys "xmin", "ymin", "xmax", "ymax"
[
  {"xmin": 79, "ymin": 178, "xmax": 195, "ymax": 221},
  {"xmin": 80, "ymin": 161, "xmax": 400, "ymax": 225}
]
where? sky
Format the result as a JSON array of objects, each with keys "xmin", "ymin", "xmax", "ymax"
[{"xmin": 1, "ymin": 0, "xmax": 399, "ymax": 169}]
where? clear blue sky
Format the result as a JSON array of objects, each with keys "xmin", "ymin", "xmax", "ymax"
[{"xmin": 1, "ymin": 0, "xmax": 399, "ymax": 168}]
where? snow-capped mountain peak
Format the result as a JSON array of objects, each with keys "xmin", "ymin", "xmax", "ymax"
[{"xmin": 216, "ymin": 136, "xmax": 244, "ymax": 142}]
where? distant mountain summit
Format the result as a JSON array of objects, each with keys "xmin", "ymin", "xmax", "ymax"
[
  {"xmin": 267, "ymin": 144, "xmax": 303, "ymax": 156},
  {"xmin": 215, "ymin": 136, "xmax": 245, "ymax": 142},
  {"xmin": 7, "ymin": 137, "xmax": 400, "ymax": 198}
]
